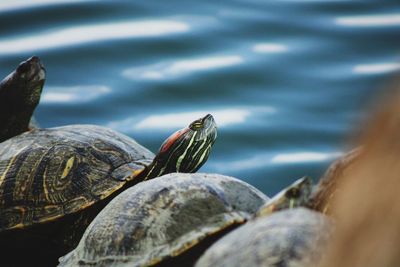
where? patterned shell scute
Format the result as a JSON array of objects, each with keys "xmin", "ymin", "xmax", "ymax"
[
  {"xmin": 195, "ymin": 208, "xmax": 331, "ymax": 267},
  {"xmin": 0, "ymin": 125, "xmax": 154, "ymax": 230},
  {"xmin": 58, "ymin": 173, "xmax": 269, "ymax": 267}
]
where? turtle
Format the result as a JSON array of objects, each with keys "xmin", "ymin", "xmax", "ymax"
[
  {"xmin": 58, "ymin": 173, "xmax": 268, "ymax": 267},
  {"xmin": 58, "ymin": 174, "xmax": 314, "ymax": 267},
  {"xmin": 255, "ymin": 176, "xmax": 312, "ymax": 217},
  {"xmin": 0, "ymin": 85, "xmax": 217, "ymax": 267},
  {"xmin": 0, "ymin": 56, "xmax": 45, "ymax": 142},
  {"xmin": 195, "ymin": 207, "xmax": 331, "ymax": 267}
]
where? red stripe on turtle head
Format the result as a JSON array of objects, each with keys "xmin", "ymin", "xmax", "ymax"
[{"xmin": 159, "ymin": 128, "xmax": 189, "ymax": 153}]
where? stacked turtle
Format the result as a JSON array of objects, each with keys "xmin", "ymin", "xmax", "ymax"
[
  {"xmin": 0, "ymin": 57, "xmax": 217, "ymax": 266},
  {"xmin": 195, "ymin": 208, "xmax": 330, "ymax": 267},
  {"xmin": 190, "ymin": 153, "xmax": 359, "ymax": 267},
  {"xmin": 1, "ymin": 57, "xmax": 341, "ymax": 267},
  {"xmin": 194, "ymin": 177, "xmax": 330, "ymax": 267},
  {"xmin": 58, "ymin": 173, "xmax": 268, "ymax": 267},
  {"xmin": 58, "ymin": 174, "xmax": 330, "ymax": 267}
]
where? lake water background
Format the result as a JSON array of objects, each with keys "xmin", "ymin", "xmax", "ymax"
[{"xmin": 0, "ymin": 0, "xmax": 399, "ymax": 196}]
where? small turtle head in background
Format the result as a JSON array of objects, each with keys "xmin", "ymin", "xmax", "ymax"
[{"xmin": 255, "ymin": 176, "xmax": 312, "ymax": 217}]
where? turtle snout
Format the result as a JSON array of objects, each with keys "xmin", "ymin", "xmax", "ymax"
[
  {"xmin": 203, "ymin": 114, "xmax": 216, "ymax": 128},
  {"xmin": 18, "ymin": 56, "xmax": 46, "ymax": 82},
  {"xmin": 29, "ymin": 56, "xmax": 40, "ymax": 62},
  {"xmin": 29, "ymin": 56, "xmax": 45, "ymax": 71}
]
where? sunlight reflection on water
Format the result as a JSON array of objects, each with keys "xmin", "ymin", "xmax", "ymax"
[
  {"xmin": 0, "ymin": 0, "xmax": 96, "ymax": 12},
  {"xmin": 211, "ymin": 151, "xmax": 342, "ymax": 172},
  {"xmin": 353, "ymin": 63, "xmax": 400, "ymax": 75},
  {"xmin": 107, "ymin": 107, "xmax": 276, "ymax": 131},
  {"xmin": 252, "ymin": 43, "xmax": 288, "ymax": 54},
  {"xmin": 335, "ymin": 13, "xmax": 400, "ymax": 27},
  {"xmin": 41, "ymin": 85, "xmax": 111, "ymax": 103},
  {"xmin": 0, "ymin": 20, "xmax": 189, "ymax": 54},
  {"xmin": 122, "ymin": 55, "xmax": 243, "ymax": 80}
]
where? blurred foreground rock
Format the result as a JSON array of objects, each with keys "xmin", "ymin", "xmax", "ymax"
[{"xmin": 319, "ymin": 78, "xmax": 400, "ymax": 267}]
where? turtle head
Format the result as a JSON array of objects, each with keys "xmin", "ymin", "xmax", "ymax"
[
  {"xmin": 0, "ymin": 56, "xmax": 46, "ymax": 108},
  {"xmin": 144, "ymin": 114, "xmax": 217, "ymax": 180},
  {"xmin": 255, "ymin": 176, "xmax": 312, "ymax": 217}
]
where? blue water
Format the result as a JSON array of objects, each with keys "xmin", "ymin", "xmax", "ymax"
[{"xmin": 0, "ymin": 0, "xmax": 399, "ymax": 196}]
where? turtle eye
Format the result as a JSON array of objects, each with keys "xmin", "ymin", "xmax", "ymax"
[{"xmin": 189, "ymin": 120, "xmax": 203, "ymax": 130}]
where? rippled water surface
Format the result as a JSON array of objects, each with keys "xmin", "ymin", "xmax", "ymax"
[{"xmin": 1, "ymin": 0, "xmax": 399, "ymax": 195}]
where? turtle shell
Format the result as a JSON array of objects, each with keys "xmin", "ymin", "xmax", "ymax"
[
  {"xmin": 195, "ymin": 208, "xmax": 331, "ymax": 267},
  {"xmin": 58, "ymin": 173, "xmax": 269, "ymax": 267},
  {"xmin": 0, "ymin": 124, "xmax": 154, "ymax": 231}
]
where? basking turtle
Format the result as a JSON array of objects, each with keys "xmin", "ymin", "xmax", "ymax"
[
  {"xmin": 0, "ymin": 113, "xmax": 217, "ymax": 266},
  {"xmin": 58, "ymin": 174, "xmax": 312, "ymax": 267},
  {"xmin": 195, "ymin": 208, "xmax": 331, "ymax": 267},
  {"xmin": 0, "ymin": 56, "xmax": 45, "ymax": 142},
  {"xmin": 58, "ymin": 173, "xmax": 269, "ymax": 267},
  {"xmin": 255, "ymin": 176, "xmax": 312, "ymax": 217}
]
